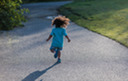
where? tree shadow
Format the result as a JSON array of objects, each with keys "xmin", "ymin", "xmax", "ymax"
[{"xmin": 22, "ymin": 62, "xmax": 60, "ymax": 81}]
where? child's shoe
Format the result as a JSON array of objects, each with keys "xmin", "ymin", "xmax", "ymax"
[{"xmin": 57, "ymin": 58, "xmax": 61, "ymax": 63}]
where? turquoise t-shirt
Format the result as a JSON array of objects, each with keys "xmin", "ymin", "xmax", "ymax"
[{"xmin": 50, "ymin": 27, "xmax": 67, "ymax": 48}]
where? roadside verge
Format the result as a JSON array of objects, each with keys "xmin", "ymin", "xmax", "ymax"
[{"xmin": 58, "ymin": 0, "xmax": 128, "ymax": 47}]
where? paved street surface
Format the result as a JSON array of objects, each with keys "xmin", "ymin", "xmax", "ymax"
[{"xmin": 0, "ymin": 1, "xmax": 128, "ymax": 81}]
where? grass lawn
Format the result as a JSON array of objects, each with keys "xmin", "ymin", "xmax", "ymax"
[{"xmin": 59, "ymin": 0, "xmax": 128, "ymax": 47}]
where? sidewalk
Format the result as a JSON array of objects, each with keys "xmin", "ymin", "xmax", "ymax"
[{"xmin": 0, "ymin": 1, "xmax": 128, "ymax": 81}]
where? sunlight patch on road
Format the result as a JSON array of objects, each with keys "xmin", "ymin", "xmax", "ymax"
[{"xmin": 46, "ymin": 16, "xmax": 55, "ymax": 20}]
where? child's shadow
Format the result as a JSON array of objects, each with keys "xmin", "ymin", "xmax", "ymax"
[{"xmin": 22, "ymin": 62, "xmax": 59, "ymax": 81}]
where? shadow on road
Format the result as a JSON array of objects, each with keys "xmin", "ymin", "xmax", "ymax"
[{"xmin": 22, "ymin": 62, "xmax": 59, "ymax": 81}]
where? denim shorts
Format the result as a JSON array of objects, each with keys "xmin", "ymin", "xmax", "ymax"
[{"xmin": 50, "ymin": 46, "xmax": 63, "ymax": 51}]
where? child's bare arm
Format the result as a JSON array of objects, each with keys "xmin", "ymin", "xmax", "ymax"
[
  {"xmin": 65, "ymin": 35, "xmax": 71, "ymax": 42},
  {"xmin": 46, "ymin": 35, "xmax": 52, "ymax": 41}
]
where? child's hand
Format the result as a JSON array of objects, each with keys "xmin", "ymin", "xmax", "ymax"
[
  {"xmin": 46, "ymin": 35, "xmax": 52, "ymax": 42},
  {"xmin": 68, "ymin": 39, "xmax": 71, "ymax": 42},
  {"xmin": 46, "ymin": 39, "xmax": 49, "ymax": 42},
  {"xmin": 65, "ymin": 35, "xmax": 71, "ymax": 43}
]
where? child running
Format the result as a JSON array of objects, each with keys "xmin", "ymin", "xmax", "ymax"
[{"xmin": 46, "ymin": 16, "xmax": 71, "ymax": 63}]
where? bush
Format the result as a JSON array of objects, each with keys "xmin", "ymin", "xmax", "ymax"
[{"xmin": 0, "ymin": 0, "xmax": 29, "ymax": 30}]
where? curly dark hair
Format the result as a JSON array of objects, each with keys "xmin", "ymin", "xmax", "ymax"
[{"xmin": 52, "ymin": 16, "xmax": 70, "ymax": 28}]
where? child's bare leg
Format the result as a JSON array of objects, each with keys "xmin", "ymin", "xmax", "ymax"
[
  {"xmin": 58, "ymin": 51, "xmax": 61, "ymax": 59},
  {"xmin": 57, "ymin": 51, "xmax": 61, "ymax": 63}
]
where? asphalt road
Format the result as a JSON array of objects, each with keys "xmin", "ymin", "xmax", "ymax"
[{"xmin": 0, "ymin": 1, "xmax": 128, "ymax": 81}]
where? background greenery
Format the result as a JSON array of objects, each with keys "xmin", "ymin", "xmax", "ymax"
[
  {"xmin": 59, "ymin": 0, "xmax": 128, "ymax": 47},
  {"xmin": 0, "ymin": 0, "xmax": 70, "ymax": 31},
  {"xmin": 0, "ymin": 0, "xmax": 29, "ymax": 30}
]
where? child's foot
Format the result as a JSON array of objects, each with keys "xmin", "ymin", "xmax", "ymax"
[
  {"xmin": 54, "ymin": 50, "xmax": 58, "ymax": 58},
  {"xmin": 57, "ymin": 58, "xmax": 61, "ymax": 63}
]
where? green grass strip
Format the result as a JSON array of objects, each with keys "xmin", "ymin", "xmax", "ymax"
[{"xmin": 59, "ymin": 0, "xmax": 128, "ymax": 47}]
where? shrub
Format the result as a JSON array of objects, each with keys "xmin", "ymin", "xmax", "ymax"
[{"xmin": 0, "ymin": 0, "xmax": 29, "ymax": 30}]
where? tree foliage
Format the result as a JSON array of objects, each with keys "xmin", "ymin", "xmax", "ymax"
[{"xmin": 0, "ymin": 0, "xmax": 29, "ymax": 30}]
